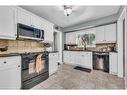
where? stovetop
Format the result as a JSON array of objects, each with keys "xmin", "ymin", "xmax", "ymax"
[{"xmin": 21, "ymin": 51, "xmax": 49, "ymax": 59}]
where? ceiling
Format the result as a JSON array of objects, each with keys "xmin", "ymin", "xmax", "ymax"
[{"xmin": 20, "ymin": 6, "xmax": 120, "ymax": 28}]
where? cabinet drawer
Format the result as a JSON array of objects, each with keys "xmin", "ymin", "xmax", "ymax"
[
  {"xmin": 0, "ymin": 56, "xmax": 21, "ymax": 69},
  {"xmin": 79, "ymin": 52, "xmax": 92, "ymax": 56},
  {"xmin": 49, "ymin": 53, "xmax": 58, "ymax": 58}
]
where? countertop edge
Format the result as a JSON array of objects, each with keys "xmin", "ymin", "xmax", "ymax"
[{"xmin": 63, "ymin": 50, "xmax": 117, "ymax": 53}]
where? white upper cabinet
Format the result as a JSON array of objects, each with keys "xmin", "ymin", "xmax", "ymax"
[
  {"xmin": 0, "ymin": 6, "xmax": 17, "ymax": 40},
  {"xmin": 17, "ymin": 7, "xmax": 43, "ymax": 29},
  {"xmin": 17, "ymin": 7, "xmax": 54, "ymax": 42},
  {"xmin": 96, "ymin": 23, "xmax": 116, "ymax": 43},
  {"xmin": 17, "ymin": 8, "xmax": 31, "ymax": 26},
  {"xmin": 66, "ymin": 32, "xmax": 76, "ymax": 44},
  {"xmin": 43, "ymin": 21, "xmax": 54, "ymax": 42},
  {"xmin": 96, "ymin": 26, "xmax": 105, "ymax": 43},
  {"xmin": 65, "ymin": 23, "xmax": 116, "ymax": 44},
  {"xmin": 18, "ymin": 8, "xmax": 54, "ymax": 42},
  {"xmin": 104, "ymin": 23, "xmax": 116, "ymax": 43},
  {"xmin": 31, "ymin": 15, "xmax": 43, "ymax": 29}
]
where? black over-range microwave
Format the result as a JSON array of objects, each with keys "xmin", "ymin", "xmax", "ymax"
[{"xmin": 17, "ymin": 23, "xmax": 44, "ymax": 40}]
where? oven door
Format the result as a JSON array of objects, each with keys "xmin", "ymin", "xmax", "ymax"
[{"xmin": 22, "ymin": 57, "xmax": 48, "ymax": 82}]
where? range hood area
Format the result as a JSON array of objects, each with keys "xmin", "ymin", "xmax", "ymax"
[{"xmin": 17, "ymin": 23, "xmax": 44, "ymax": 41}]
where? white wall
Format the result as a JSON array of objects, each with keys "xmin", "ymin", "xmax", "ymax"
[
  {"xmin": 117, "ymin": 20, "xmax": 124, "ymax": 78},
  {"xmin": 117, "ymin": 6, "xmax": 126, "ymax": 84}
]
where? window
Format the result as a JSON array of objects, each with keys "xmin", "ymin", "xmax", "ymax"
[{"xmin": 76, "ymin": 32, "xmax": 96, "ymax": 48}]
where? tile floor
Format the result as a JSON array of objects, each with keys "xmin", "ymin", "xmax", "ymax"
[{"xmin": 31, "ymin": 64, "xmax": 125, "ymax": 89}]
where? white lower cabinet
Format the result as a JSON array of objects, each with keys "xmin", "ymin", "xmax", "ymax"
[
  {"xmin": 63, "ymin": 51, "xmax": 93, "ymax": 69},
  {"xmin": 49, "ymin": 53, "xmax": 59, "ymax": 76},
  {"xmin": 109, "ymin": 52, "xmax": 118, "ymax": 75},
  {"xmin": 0, "ymin": 56, "xmax": 21, "ymax": 89},
  {"xmin": 75, "ymin": 52, "xmax": 92, "ymax": 69},
  {"xmin": 63, "ymin": 51, "xmax": 76, "ymax": 65}
]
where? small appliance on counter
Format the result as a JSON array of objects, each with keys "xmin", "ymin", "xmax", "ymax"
[
  {"xmin": 64, "ymin": 44, "xmax": 77, "ymax": 50},
  {"xmin": 0, "ymin": 46, "xmax": 8, "ymax": 52},
  {"xmin": 44, "ymin": 42, "xmax": 53, "ymax": 52},
  {"xmin": 111, "ymin": 44, "xmax": 117, "ymax": 52}
]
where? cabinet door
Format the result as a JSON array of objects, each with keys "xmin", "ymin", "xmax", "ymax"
[
  {"xmin": 44, "ymin": 21, "xmax": 54, "ymax": 42},
  {"xmin": 0, "ymin": 6, "xmax": 16, "ymax": 39},
  {"xmin": 63, "ymin": 51, "xmax": 70, "ymax": 64},
  {"xmin": 104, "ymin": 24, "xmax": 116, "ymax": 42},
  {"xmin": 66, "ymin": 32, "xmax": 76, "ymax": 44},
  {"xmin": 85, "ymin": 52, "xmax": 93, "ymax": 69},
  {"xmin": 63, "ymin": 51, "xmax": 75, "ymax": 65},
  {"xmin": 49, "ymin": 53, "xmax": 58, "ymax": 76},
  {"xmin": 109, "ymin": 52, "xmax": 118, "ymax": 75},
  {"xmin": 75, "ymin": 52, "xmax": 82, "ymax": 65},
  {"xmin": 0, "ymin": 65, "xmax": 21, "ymax": 89},
  {"xmin": 79, "ymin": 52, "xmax": 92, "ymax": 69},
  {"xmin": 0, "ymin": 56, "xmax": 21, "ymax": 89},
  {"xmin": 70, "ymin": 52, "xmax": 76, "ymax": 65},
  {"xmin": 96, "ymin": 26, "xmax": 105, "ymax": 43},
  {"xmin": 17, "ymin": 8, "xmax": 31, "ymax": 26},
  {"xmin": 63, "ymin": 51, "xmax": 67, "ymax": 63},
  {"xmin": 31, "ymin": 15, "xmax": 42, "ymax": 29},
  {"xmin": 77, "ymin": 52, "xmax": 86, "ymax": 66}
]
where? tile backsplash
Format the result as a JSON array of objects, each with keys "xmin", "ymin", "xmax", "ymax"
[{"xmin": 0, "ymin": 40, "xmax": 45, "ymax": 54}]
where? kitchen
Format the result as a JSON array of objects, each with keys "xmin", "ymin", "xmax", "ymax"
[{"xmin": 0, "ymin": 6, "xmax": 126, "ymax": 89}]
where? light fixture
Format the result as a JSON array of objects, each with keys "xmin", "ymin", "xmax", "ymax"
[{"xmin": 63, "ymin": 5, "xmax": 72, "ymax": 16}]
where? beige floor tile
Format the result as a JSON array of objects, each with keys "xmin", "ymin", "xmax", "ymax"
[
  {"xmin": 31, "ymin": 64, "xmax": 125, "ymax": 90},
  {"xmin": 31, "ymin": 84, "xmax": 43, "ymax": 90}
]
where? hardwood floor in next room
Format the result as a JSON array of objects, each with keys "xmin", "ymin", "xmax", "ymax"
[{"xmin": 32, "ymin": 64, "xmax": 125, "ymax": 89}]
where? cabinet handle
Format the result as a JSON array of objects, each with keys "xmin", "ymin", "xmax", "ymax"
[
  {"xmin": 18, "ymin": 65, "xmax": 20, "ymax": 67},
  {"xmin": 3, "ymin": 61, "xmax": 7, "ymax": 64}
]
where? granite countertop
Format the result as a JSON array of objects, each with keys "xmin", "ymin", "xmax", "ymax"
[
  {"xmin": 0, "ymin": 51, "xmax": 59, "ymax": 57},
  {"xmin": 0, "ymin": 51, "xmax": 46, "ymax": 57},
  {"xmin": 64, "ymin": 50, "xmax": 93, "ymax": 52},
  {"xmin": 64, "ymin": 50, "xmax": 117, "ymax": 53},
  {"xmin": 0, "ymin": 50, "xmax": 117, "ymax": 57},
  {"xmin": 0, "ymin": 53, "xmax": 21, "ymax": 57},
  {"xmin": 47, "ymin": 51, "xmax": 58, "ymax": 53}
]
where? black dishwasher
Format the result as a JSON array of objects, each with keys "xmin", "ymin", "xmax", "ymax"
[{"xmin": 93, "ymin": 52, "xmax": 109, "ymax": 73}]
